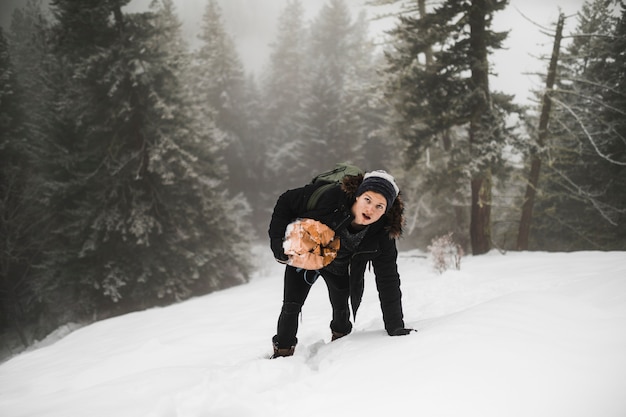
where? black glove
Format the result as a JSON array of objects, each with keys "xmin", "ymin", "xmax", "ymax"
[
  {"xmin": 271, "ymin": 238, "xmax": 289, "ymax": 263},
  {"xmin": 388, "ymin": 328, "xmax": 416, "ymax": 336}
]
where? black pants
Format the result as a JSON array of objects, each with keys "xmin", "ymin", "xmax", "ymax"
[{"xmin": 274, "ymin": 265, "xmax": 352, "ymax": 349}]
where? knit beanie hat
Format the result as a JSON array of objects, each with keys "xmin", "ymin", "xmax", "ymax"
[{"xmin": 355, "ymin": 170, "xmax": 399, "ymax": 212}]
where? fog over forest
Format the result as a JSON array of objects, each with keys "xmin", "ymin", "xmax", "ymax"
[
  {"xmin": 135, "ymin": 0, "xmax": 585, "ymax": 105},
  {"xmin": 1, "ymin": 0, "xmax": 585, "ymax": 104}
]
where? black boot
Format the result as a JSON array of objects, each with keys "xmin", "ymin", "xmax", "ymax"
[
  {"xmin": 331, "ymin": 330, "xmax": 347, "ymax": 341},
  {"xmin": 271, "ymin": 335, "xmax": 297, "ymax": 359},
  {"xmin": 330, "ymin": 308, "xmax": 352, "ymax": 341},
  {"xmin": 272, "ymin": 346, "xmax": 295, "ymax": 358}
]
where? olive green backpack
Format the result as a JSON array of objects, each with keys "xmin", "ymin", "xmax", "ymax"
[{"xmin": 306, "ymin": 163, "xmax": 363, "ymax": 211}]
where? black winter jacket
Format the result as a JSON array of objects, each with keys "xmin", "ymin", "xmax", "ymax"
[{"xmin": 268, "ymin": 175, "xmax": 406, "ymax": 333}]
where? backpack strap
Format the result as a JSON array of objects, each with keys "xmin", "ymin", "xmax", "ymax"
[{"xmin": 306, "ymin": 182, "xmax": 337, "ymax": 211}]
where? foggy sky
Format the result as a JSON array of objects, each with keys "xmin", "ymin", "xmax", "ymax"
[
  {"xmin": 1, "ymin": 0, "xmax": 587, "ymax": 105},
  {"xmin": 148, "ymin": 0, "xmax": 586, "ymax": 105}
]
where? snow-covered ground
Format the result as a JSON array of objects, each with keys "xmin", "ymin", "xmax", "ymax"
[{"xmin": 1, "ymin": 245, "xmax": 625, "ymax": 417}]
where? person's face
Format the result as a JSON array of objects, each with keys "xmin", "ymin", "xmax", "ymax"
[{"xmin": 351, "ymin": 191, "xmax": 387, "ymax": 226}]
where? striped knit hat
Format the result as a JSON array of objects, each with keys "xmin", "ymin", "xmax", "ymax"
[{"xmin": 355, "ymin": 170, "xmax": 399, "ymax": 212}]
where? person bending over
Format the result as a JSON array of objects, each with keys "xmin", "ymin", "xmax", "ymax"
[{"xmin": 268, "ymin": 170, "xmax": 414, "ymax": 358}]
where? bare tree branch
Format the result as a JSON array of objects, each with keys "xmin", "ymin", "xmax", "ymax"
[
  {"xmin": 550, "ymin": 166, "xmax": 624, "ymax": 226},
  {"xmin": 551, "ymin": 96, "xmax": 626, "ymax": 166}
]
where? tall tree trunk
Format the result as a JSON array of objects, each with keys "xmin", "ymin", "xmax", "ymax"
[
  {"xmin": 470, "ymin": 173, "xmax": 492, "ymax": 254},
  {"xmin": 468, "ymin": 0, "xmax": 492, "ymax": 255},
  {"xmin": 516, "ymin": 13, "xmax": 565, "ymax": 251}
]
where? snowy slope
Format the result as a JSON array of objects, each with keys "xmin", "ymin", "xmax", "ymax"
[{"xmin": 1, "ymin": 246, "xmax": 625, "ymax": 417}]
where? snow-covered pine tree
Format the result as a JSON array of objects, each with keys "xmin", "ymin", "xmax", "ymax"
[
  {"xmin": 299, "ymin": 0, "xmax": 367, "ymax": 171},
  {"xmin": 3, "ymin": 1, "xmax": 73, "ymax": 344},
  {"xmin": 0, "ymin": 26, "xmax": 35, "ymax": 347},
  {"xmin": 236, "ymin": 74, "xmax": 267, "ymax": 231},
  {"xmin": 261, "ymin": 0, "xmax": 309, "ymax": 191},
  {"xmin": 7, "ymin": 1, "xmax": 59, "ymax": 153},
  {"xmin": 261, "ymin": 0, "xmax": 387, "ymax": 210},
  {"xmin": 342, "ymin": 10, "xmax": 395, "ymax": 171},
  {"xmin": 187, "ymin": 0, "xmax": 251, "ymax": 199},
  {"xmin": 531, "ymin": 0, "xmax": 626, "ymax": 250},
  {"xmin": 41, "ymin": 0, "xmax": 251, "ymax": 322},
  {"xmin": 384, "ymin": 0, "xmax": 516, "ymax": 254}
]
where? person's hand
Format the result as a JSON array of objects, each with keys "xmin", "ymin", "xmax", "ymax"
[
  {"xmin": 271, "ymin": 238, "xmax": 289, "ymax": 263},
  {"xmin": 388, "ymin": 328, "xmax": 416, "ymax": 336}
]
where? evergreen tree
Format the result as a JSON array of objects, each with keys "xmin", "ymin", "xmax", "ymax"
[
  {"xmin": 189, "ymin": 0, "xmax": 249, "ymax": 197},
  {"xmin": 260, "ymin": 0, "xmax": 392, "ymax": 226},
  {"xmin": 531, "ymin": 0, "xmax": 626, "ymax": 250},
  {"xmin": 286, "ymin": 0, "xmax": 384, "ymax": 180},
  {"xmin": 7, "ymin": 0, "xmax": 58, "ymax": 152},
  {"xmin": 261, "ymin": 0, "xmax": 309, "ymax": 191},
  {"xmin": 2, "ymin": 1, "xmax": 71, "ymax": 345},
  {"xmin": 299, "ymin": 0, "xmax": 360, "ymax": 171},
  {"xmin": 384, "ymin": 0, "xmax": 515, "ymax": 254},
  {"xmin": 237, "ymin": 74, "xmax": 266, "ymax": 230},
  {"xmin": 340, "ymin": 10, "xmax": 394, "ymax": 171},
  {"xmin": 40, "ymin": 0, "xmax": 251, "ymax": 323},
  {"xmin": 0, "ymin": 26, "xmax": 33, "ymax": 346},
  {"xmin": 354, "ymin": 52, "xmax": 398, "ymax": 172}
]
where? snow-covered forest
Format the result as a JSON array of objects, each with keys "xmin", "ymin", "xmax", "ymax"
[{"xmin": 1, "ymin": 0, "xmax": 625, "ymax": 361}]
